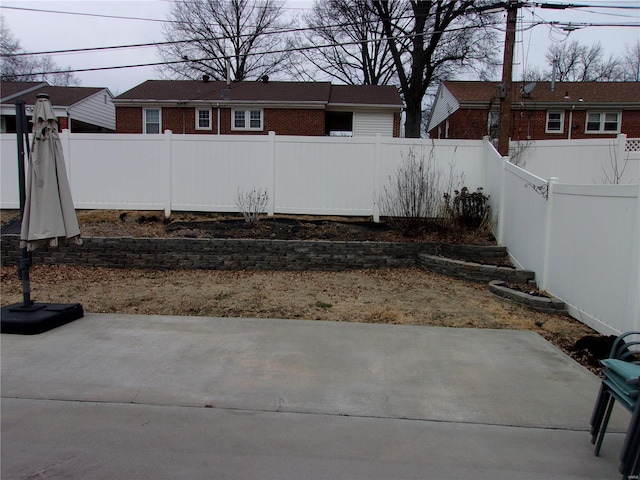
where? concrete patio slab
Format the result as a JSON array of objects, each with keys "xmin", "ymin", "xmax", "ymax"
[{"xmin": 1, "ymin": 314, "xmax": 630, "ymax": 479}]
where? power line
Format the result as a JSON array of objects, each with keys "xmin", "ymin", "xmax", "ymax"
[
  {"xmin": 3, "ymin": 21, "xmax": 508, "ymax": 79},
  {"xmin": 4, "ymin": 1, "xmax": 636, "ymax": 81},
  {"xmin": 0, "ymin": 5, "xmax": 173, "ymax": 23},
  {"xmin": 2, "ymin": 9, "xmax": 505, "ymax": 59}
]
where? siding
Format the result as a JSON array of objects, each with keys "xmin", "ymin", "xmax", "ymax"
[
  {"xmin": 68, "ymin": 90, "xmax": 115, "ymax": 131},
  {"xmin": 353, "ymin": 111, "xmax": 394, "ymax": 137},
  {"xmin": 427, "ymin": 84, "xmax": 460, "ymax": 132}
]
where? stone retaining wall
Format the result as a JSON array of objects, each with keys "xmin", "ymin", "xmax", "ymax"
[
  {"xmin": 488, "ymin": 280, "xmax": 567, "ymax": 314},
  {"xmin": 418, "ymin": 254, "xmax": 535, "ymax": 284},
  {"xmin": 1, "ymin": 235, "xmax": 424, "ymax": 271},
  {"xmin": 1, "ymin": 235, "xmax": 528, "ymax": 283}
]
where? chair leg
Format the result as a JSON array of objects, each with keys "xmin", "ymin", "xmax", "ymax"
[
  {"xmin": 596, "ymin": 395, "xmax": 616, "ymax": 456},
  {"xmin": 620, "ymin": 405, "xmax": 640, "ymax": 475},
  {"xmin": 592, "ymin": 384, "xmax": 611, "ymax": 443}
]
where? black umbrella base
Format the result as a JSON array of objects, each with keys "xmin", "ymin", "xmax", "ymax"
[{"xmin": 1, "ymin": 303, "xmax": 84, "ymax": 335}]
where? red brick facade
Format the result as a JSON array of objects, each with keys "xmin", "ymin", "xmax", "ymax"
[
  {"xmin": 117, "ymin": 106, "xmax": 328, "ymax": 136},
  {"xmin": 393, "ymin": 112, "xmax": 401, "ymax": 138},
  {"xmin": 430, "ymin": 107, "xmax": 640, "ymax": 141},
  {"xmin": 116, "ymin": 106, "xmax": 402, "ymax": 137},
  {"xmin": 116, "ymin": 107, "xmax": 143, "ymax": 133}
]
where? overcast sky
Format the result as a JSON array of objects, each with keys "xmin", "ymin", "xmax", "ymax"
[{"xmin": 1, "ymin": 0, "xmax": 638, "ymax": 95}]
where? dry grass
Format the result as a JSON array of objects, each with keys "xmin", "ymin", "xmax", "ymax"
[
  {"xmin": 1, "ymin": 209, "xmax": 602, "ymax": 370},
  {"xmin": 1, "ymin": 264, "xmax": 596, "ymax": 365}
]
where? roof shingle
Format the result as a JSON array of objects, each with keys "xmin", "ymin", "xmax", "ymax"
[
  {"xmin": 443, "ymin": 81, "xmax": 640, "ymax": 105},
  {"xmin": 115, "ymin": 80, "xmax": 403, "ymax": 107}
]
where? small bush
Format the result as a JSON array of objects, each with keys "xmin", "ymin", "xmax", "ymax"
[
  {"xmin": 378, "ymin": 148, "xmax": 443, "ymax": 237},
  {"xmin": 235, "ymin": 187, "xmax": 269, "ymax": 227},
  {"xmin": 443, "ymin": 187, "xmax": 490, "ymax": 230}
]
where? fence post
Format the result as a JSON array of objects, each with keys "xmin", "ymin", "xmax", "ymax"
[
  {"xmin": 163, "ymin": 130, "xmax": 172, "ymax": 218},
  {"xmin": 540, "ymin": 176, "xmax": 559, "ymax": 291},
  {"xmin": 497, "ymin": 153, "xmax": 508, "ymax": 245},
  {"xmin": 616, "ymin": 134, "xmax": 628, "ymax": 183},
  {"xmin": 633, "ymin": 183, "xmax": 640, "ymax": 330},
  {"xmin": 373, "ymin": 133, "xmax": 382, "ymax": 222},
  {"xmin": 268, "ymin": 131, "xmax": 276, "ymax": 216}
]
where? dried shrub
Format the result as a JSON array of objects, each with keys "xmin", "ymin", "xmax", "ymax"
[
  {"xmin": 235, "ymin": 187, "xmax": 269, "ymax": 227},
  {"xmin": 378, "ymin": 148, "xmax": 443, "ymax": 237},
  {"xmin": 443, "ymin": 187, "xmax": 490, "ymax": 229}
]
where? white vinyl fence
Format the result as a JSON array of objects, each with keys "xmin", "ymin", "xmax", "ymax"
[
  {"xmin": 511, "ymin": 134, "xmax": 640, "ymax": 185},
  {"xmin": 1, "ymin": 131, "xmax": 484, "ymax": 218},
  {"xmin": 484, "ymin": 138, "xmax": 640, "ymax": 336}
]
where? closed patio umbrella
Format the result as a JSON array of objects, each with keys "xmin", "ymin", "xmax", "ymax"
[
  {"xmin": 1, "ymin": 94, "xmax": 83, "ymax": 335},
  {"xmin": 20, "ymin": 94, "xmax": 82, "ymax": 251}
]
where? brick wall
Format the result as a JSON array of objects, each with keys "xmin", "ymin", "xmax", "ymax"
[
  {"xmin": 116, "ymin": 107, "xmax": 143, "ymax": 133},
  {"xmin": 431, "ymin": 107, "xmax": 640, "ymax": 141},
  {"xmin": 116, "ymin": 106, "xmax": 327, "ymax": 136},
  {"xmin": 393, "ymin": 112, "xmax": 401, "ymax": 138},
  {"xmin": 263, "ymin": 109, "xmax": 325, "ymax": 136}
]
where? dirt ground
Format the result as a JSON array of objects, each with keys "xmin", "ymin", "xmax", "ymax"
[{"xmin": 1, "ymin": 210, "xmax": 606, "ymax": 371}]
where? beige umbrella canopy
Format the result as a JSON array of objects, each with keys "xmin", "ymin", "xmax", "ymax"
[{"xmin": 20, "ymin": 94, "xmax": 81, "ymax": 251}]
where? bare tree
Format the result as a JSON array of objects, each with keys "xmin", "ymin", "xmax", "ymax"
[
  {"xmin": 371, "ymin": 1, "xmax": 500, "ymax": 138},
  {"xmin": 621, "ymin": 40, "xmax": 640, "ymax": 82},
  {"xmin": 1, "ymin": 16, "xmax": 80, "ymax": 85},
  {"xmin": 545, "ymin": 41, "xmax": 623, "ymax": 82},
  {"xmin": 158, "ymin": 0, "xmax": 294, "ymax": 82},
  {"xmin": 291, "ymin": 0, "xmax": 398, "ymax": 85}
]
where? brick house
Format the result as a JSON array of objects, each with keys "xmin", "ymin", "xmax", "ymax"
[
  {"xmin": 427, "ymin": 81, "xmax": 640, "ymax": 141},
  {"xmin": 1, "ymin": 81, "xmax": 115, "ymax": 133},
  {"xmin": 114, "ymin": 79, "xmax": 403, "ymax": 137}
]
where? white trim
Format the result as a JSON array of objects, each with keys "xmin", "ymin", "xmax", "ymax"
[
  {"xmin": 545, "ymin": 110, "xmax": 564, "ymax": 134},
  {"xmin": 231, "ymin": 108, "xmax": 263, "ymax": 131},
  {"xmin": 195, "ymin": 107, "xmax": 212, "ymax": 130},
  {"xmin": 143, "ymin": 108, "xmax": 162, "ymax": 134},
  {"xmin": 585, "ymin": 110, "xmax": 621, "ymax": 134}
]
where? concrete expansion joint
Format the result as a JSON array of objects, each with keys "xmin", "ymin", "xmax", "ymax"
[{"xmin": 4, "ymin": 395, "xmax": 617, "ymax": 434}]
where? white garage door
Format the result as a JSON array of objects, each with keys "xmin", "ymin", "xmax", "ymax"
[{"xmin": 353, "ymin": 111, "xmax": 394, "ymax": 137}]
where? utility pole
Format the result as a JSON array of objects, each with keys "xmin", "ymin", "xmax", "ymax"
[{"xmin": 498, "ymin": 0, "xmax": 518, "ymax": 157}]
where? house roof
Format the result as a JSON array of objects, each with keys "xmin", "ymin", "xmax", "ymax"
[
  {"xmin": 0, "ymin": 81, "xmax": 48, "ymax": 102},
  {"xmin": 329, "ymin": 85, "xmax": 403, "ymax": 106},
  {"xmin": 115, "ymin": 80, "xmax": 404, "ymax": 109},
  {"xmin": 441, "ymin": 80, "xmax": 640, "ymax": 106},
  {"xmin": 0, "ymin": 81, "xmax": 110, "ymax": 107},
  {"xmin": 427, "ymin": 80, "xmax": 640, "ymax": 132}
]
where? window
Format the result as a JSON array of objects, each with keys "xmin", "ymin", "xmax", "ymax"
[
  {"xmin": 144, "ymin": 108, "xmax": 161, "ymax": 134},
  {"xmin": 196, "ymin": 108, "xmax": 212, "ymax": 130},
  {"xmin": 232, "ymin": 109, "xmax": 263, "ymax": 131},
  {"xmin": 325, "ymin": 111, "xmax": 353, "ymax": 136},
  {"xmin": 586, "ymin": 111, "xmax": 620, "ymax": 134},
  {"xmin": 546, "ymin": 111, "xmax": 564, "ymax": 133}
]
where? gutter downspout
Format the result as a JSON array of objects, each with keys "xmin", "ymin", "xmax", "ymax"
[
  {"xmin": 217, "ymin": 103, "xmax": 221, "ymax": 135},
  {"xmin": 568, "ymin": 105, "xmax": 574, "ymax": 140}
]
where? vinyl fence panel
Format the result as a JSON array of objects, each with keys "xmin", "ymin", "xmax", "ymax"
[
  {"xmin": 1, "ymin": 134, "xmax": 20, "ymax": 209},
  {"xmin": 512, "ymin": 135, "xmax": 640, "ymax": 185},
  {"xmin": 66, "ymin": 133, "xmax": 168, "ymax": 211},
  {"xmin": 171, "ymin": 133, "xmax": 272, "ymax": 212},
  {"xmin": 546, "ymin": 184, "xmax": 640, "ymax": 335},
  {"xmin": 274, "ymin": 136, "xmax": 375, "ymax": 215}
]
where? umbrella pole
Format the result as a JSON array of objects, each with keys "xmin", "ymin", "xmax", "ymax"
[
  {"xmin": 15, "ymin": 100, "xmax": 33, "ymax": 307},
  {"xmin": 1, "ymin": 96, "xmax": 84, "ymax": 334},
  {"xmin": 18, "ymin": 248, "xmax": 33, "ymax": 307}
]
